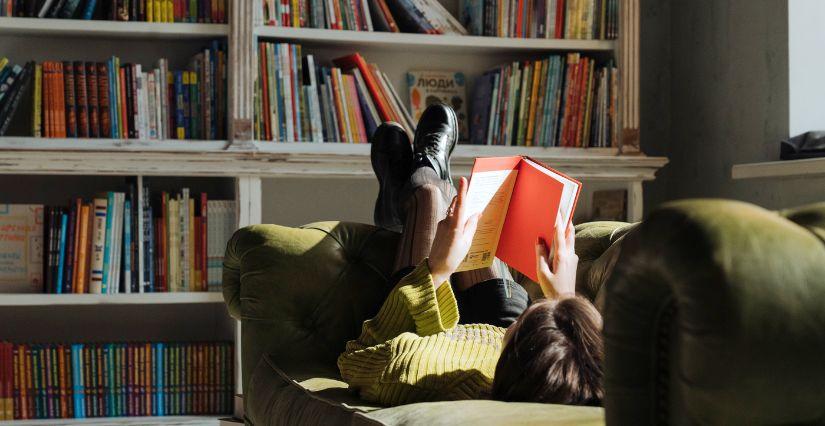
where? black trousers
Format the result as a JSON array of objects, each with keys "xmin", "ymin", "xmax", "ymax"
[
  {"xmin": 389, "ymin": 266, "xmax": 530, "ymax": 328},
  {"xmin": 453, "ymin": 278, "xmax": 530, "ymax": 328}
]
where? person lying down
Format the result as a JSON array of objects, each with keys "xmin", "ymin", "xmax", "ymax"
[{"xmin": 337, "ymin": 104, "xmax": 603, "ymax": 407}]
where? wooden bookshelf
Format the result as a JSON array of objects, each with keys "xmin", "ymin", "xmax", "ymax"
[
  {"xmin": 0, "ymin": 17, "xmax": 228, "ymax": 39},
  {"xmin": 0, "ymin": 292, "xmax": 224, "ymax": 306},
  {"xmin": 254, "ymin": 26, "xmax": 616, "ymax": 53},
  {"xmin": 0, "ymin": 1, "xmax": 653, "ymax": 422}
]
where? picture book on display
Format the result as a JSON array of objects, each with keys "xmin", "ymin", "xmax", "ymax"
[
  {"xmin": 457, "ymin": 156, "xmax": 581, "ymax": 283},
  {"xmin": 407, "ymin": 70, "xmax": 468, "ymax": 142},
  {"xmin": 0, "ymin": 204, "xmax": 44, "ymax": 293}
]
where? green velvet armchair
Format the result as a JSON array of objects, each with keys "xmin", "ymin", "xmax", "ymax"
[{"xmin": 223, "ymin": 199, "xmax": 825, "ymax": 425}]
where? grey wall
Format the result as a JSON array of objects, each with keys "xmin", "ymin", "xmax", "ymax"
[{"xmin": 643, "ymin": 0, "xmax": 825, "ymax": 212}]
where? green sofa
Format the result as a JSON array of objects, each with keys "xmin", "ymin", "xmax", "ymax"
[{"xmin": 223, "ymin": 200, "xmax": 825, "ymax": 425}]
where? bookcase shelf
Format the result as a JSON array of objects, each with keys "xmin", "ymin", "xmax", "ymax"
[
  {"xmin": 0, "ymin": 17, "xmax": 228, "ymax": 39},
  {"xmin": 0, "ymin": 137, "xmax": 230, "ymax": 152},
  {"xmin": 0, "ymin": 142, "xmax": 667, "ymax": 180},
  {"xmin": 0, "ymin": 415, "xmax": 223, "ymax": 425},
  {"xmin": 254, "ymin": 26, "xmax": 616, "ymax": 54},
  {"xmin": 0, "ymin": 292, "xmax": 224, "ymax": 306}
]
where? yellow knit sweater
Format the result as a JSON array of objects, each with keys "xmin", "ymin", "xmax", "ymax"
[{"xmin": 337, "ymin": 260, "xmax": 505, "ymax": 406}]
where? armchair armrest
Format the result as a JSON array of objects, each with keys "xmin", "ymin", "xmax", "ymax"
[{"xmin": 603, "ymin": 199, "xmax": 825, "ymax": 424}]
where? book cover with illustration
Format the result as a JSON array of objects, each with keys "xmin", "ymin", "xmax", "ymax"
[
  {"xmin": 407, "ymin": 71, "xmax": 469, "ymax": 142},
  {"xmin": 0, "ymin": 204, "xmax": 44, "ymax": 292}
]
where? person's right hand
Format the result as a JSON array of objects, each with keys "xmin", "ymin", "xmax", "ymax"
[
  {"xmin": 428, "ymin": 177, "xmax": 481, "ymax": 287},
  {"xmin": 535, "ymin": 215, "xmax": 578, "ymax": 300}
]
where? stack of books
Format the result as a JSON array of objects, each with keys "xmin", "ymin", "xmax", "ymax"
[
  {"xmin": 29, "ymin": 42, "xmax": 227, "ymax": 141},
  {"xmin": 0, "ymin": 341, "xmax": 234, "ymax": 421},
  {"xmin": 255, "ymin": 43, "xmax": 414, "ymax": 143},
  {"xmin": 0, "ymin": 0, "xmax": 228, "ymax": 23},
  {"xmin": 470, "ymin": 53, "xmax": 618, "ymax": 147},
  {"xmin": 261, "ymin": 0, "xmax": 468, "ymax": 34},
  {"xmin": 0, "ymin": 187, "xmax": 236, "ymax": 295},
  {"xmin": 0, "ymin": 59, "xmax": 34, "ymax": 136},
  {"xmin": 459, "ymin": 0, "xmax": 619, "ymax": 39}
]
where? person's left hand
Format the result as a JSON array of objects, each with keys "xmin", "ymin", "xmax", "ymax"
[{"xmin": 428, "ymin": 177, "xmax": 481, "ymax": 286}]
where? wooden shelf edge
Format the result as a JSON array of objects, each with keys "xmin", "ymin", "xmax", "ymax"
[
  {"xmin": 0, "ymin": 137, "xmax": 230, "ymax": 152},
  {"xmin": 0, "ymin": 142, "xmax": 668, "ymax": 180},
  {"xmin": 732, "ymin": 157, "xmax": 825, "ymax": 179},
  {"xmin": 254, "ymin": 26, "xmax": 616, "ymax": 53},
  {"xmin": 0, "ymin": 17, "xmax": 228, "ymax": 38},
  {"xmin": 0, "ymin": 292, "xmax": 224, "ymax": 306}
]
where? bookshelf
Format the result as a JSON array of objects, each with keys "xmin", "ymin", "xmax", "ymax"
[
  {"xmin": 0, "ymin": 415, "xmax": 223, "ymax": 425},
  {"xmin": 0, "ymin": 0, "xmax": 662, "ymax": 423}
]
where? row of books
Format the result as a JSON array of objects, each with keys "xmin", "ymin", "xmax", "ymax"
[
  {"xmin": 469, "ymin": 53, "xmax": 618, "ymax": 147},
  {"xmin": 0, "ymin": 0, "xmax": 227, "ymax": 23},
  {"xmin": 261, "ymin": 0, "xmax": 468, "ymax": 35},
  {"xmin": 460, "ymin": 0, "xmax": 618, "ymax": 39},
  {"xmin": 0, "ymin": 190, "xmax": 236, "ymax": 294},
  {"xmin": 0, "ymin": 59, "xmax": 34, "ymax": 136},
  {"xmin": 25, "ymin": 42, "xmax": 227, "ymax": 140},
  {"xmin": 0, "ymin": 341, "xmax": 233, "ymax": 420},
  {"xmin": 255, "ymin": 44, "xmax": 414, "ymax": 143}
]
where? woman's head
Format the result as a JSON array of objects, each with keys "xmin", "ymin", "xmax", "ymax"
[{"xmin": 491, "ymin": 297, "xmax": 604, "ymax": 405}]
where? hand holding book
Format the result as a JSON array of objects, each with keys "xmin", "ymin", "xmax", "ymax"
[
  {"xmin": 428, "ymin": 177, "xmax": 481, "ymax": 287},
  {"xmin": 535, "ymin": 215, "xmax": 578, "ymax": 300}
]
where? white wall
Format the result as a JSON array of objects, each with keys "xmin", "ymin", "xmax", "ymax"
[{"xmin": 788, "ymin": 0, "xmax": 825, "ymax": 135}]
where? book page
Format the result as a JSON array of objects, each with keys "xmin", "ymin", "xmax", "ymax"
[{"xmin": 455, "ymin": 168, "xmax": 519, "ymax": 272}]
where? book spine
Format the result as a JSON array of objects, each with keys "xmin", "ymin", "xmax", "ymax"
[
  {"xmin": 62, "ymin": 62, "xmax": 77, "ymax": 138},
  {"xmin": 97, "ymin": 63, "xmax": 111, "ymax": 138}
]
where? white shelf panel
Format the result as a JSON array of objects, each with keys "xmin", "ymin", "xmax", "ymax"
[
  {"xmin": 732, "ymin": 157, "xmax": 825, "ymax": 179},
  {"xmin": 0, "ymin": 17, "xmax": 228, "ymax": 39},
  {"xmin": 0, "ymin": 292, "xmax": 224, "ymax": 306},
  {"xmin": 0, "ymin": 140, "xmax": 667, "ymax": 180},
  {"xmin": 0, "ymin": 415, "xmax": 222, "ymax": 425},
  {"xmin": 254, "ymin": 26, "xmax": 616, "ymax": 54}
]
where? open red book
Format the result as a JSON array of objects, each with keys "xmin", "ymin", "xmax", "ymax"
[{"xmin": 457, "ymin": 156, "xmax": 582, "ymax": 283}]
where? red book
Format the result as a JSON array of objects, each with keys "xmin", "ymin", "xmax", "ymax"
[
  {"xmin": 55, "ymin": 62, "xmax": 67, "ymax": 138},
  {"xmin": 374, "ymin": 0, "xmax": 399, "ymax": 32},
  {"xmin": 97, "ymin": 63, "xmax": 111, "ymax": 138},
  {"xmin": 74, "ymin": 61, "xmax": 90, "ymax": 138},
  {"xmin": 555, "ymin": 0, "xmax": 565, "ymax": 38},
  {"xmin": 457, "ymin": 156, "xmax": 581, "ymax": 283},
  {"xmin": 119, "ymin": 67, "xmax": 128, "ymax": 138},
  {"xmin": 332, "ymin": 53, "xmax": 394, "ymax": 122},
  {"xmin": 63, "ymin": 61, "xmax": 77, "ymax": 138},
  {"xmin": 258, "ymin": 43, "xmax": 271, "ymax": 141},
  {"xmin": 85, "ymin": 63, "xmax": 100, "ymax": 138}
]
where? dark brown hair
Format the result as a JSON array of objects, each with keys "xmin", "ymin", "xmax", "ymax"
[{"xmin": 491, "ymin": 297, "xmax": 604, "ymax": 405}]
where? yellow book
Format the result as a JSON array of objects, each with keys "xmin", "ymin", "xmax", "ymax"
[
  {"xmin": 32, "ymin": 64, "xmax": 42, "ymax": 137},
  {"xmin": 189, "ymin": 198, "xmax": 195, "ymax": 291},
  {"xmin": 581, "ymin": 61, "xmax": 596, "ymax": 147},
  {"xmin": 147, "ymin": 0, "xmax": 154, "ymax": 21},
  {"xmin": 0, "ymin": 57, "xmax": 8, "ymax": 75},
  {"xmin": 155, "ymin": 0, "xmax": 164, "ymax": 23},
  {"xmin": 166, "ymin": 0, "xmax": 174, "ymax": 22},
  {"xmin": 525, "ymin": 59, "xmax": 543, "ymax": 146},
  {"xmin": 291, "ymin": 0, "xmax": 300, "ymax": 27}
]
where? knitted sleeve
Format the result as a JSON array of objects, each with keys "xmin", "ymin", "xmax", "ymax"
[
  {"xmin": 350, "ymin": 259, "xmax": 460, "ymax": 348},
  {"xmin": 338, "ymin": 260, "xmax": 461, "ymax": 398}
]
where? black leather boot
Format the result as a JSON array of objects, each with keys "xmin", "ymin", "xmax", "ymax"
[
  {"xmin": 371, "ymin": 122, "xmax": 413, "ymax": 232},
  {"xmin": 412, "ymin": 103, "xmax": 458, "ymax": 186}
]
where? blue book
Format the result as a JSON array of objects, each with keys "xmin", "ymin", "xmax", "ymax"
[
  {"xmin": 106, "ymin": 344, "xmax": 115, "ymax": 417},
  {"xmin": 123, "ymin": 199, "xmax": 132, "ymax": 293},
  {"xmin": 470, "ymin": 72, "xmax": 494, "ymax": 145},
  {"xmin": 156, "ymin": 343, "xmax": 164, "ymax": 415},
  {"xmin": 174, "ymin": 71, "xmax": 186, "ymax": 139},
  {"xmin": 101, "ymin": 192, "xmax": 114, "ymax": 294},
  {"xmin": 291, "ymin": 44, "xmax": 302, "ymax": 141},
  {"xmin": 71, "ymin": 344, "xmax": 83, "ymax": 418},
  {"xmin": 352, "ymin": 83, "xmax": 377, "ymax": 139},
  {"xmin": 55, "ymin": 213, "xmax": 68, "ymax": 294},
  {"xmin": 108, "ymin": 58, "xmax": 119, "ymax": 139},
  {"xmin": 81, "ymin": 0, "xmax": 97, "ymax": 19}
]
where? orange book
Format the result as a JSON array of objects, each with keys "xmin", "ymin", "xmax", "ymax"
[
  {"xmin": 342, "ymin": 75, "xmax": 367, "ymax": 143},
  {"xmin": 525, "ymin": 59, "xmax": 543, "ymax": 146},
  {"xmin": 332, "ymin": 54, "xmax": 395, "ymax": 122},
  {"xmin": 457, "ymin": 156, "xmax": 582, "ymax": 283},
  {"xmin": 75, "ymin": 204, "xmax": 91, "ymax": 293},
  {"xmin": 329, "ymin": 68, "xmax": 349, "ymax": 142}
]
